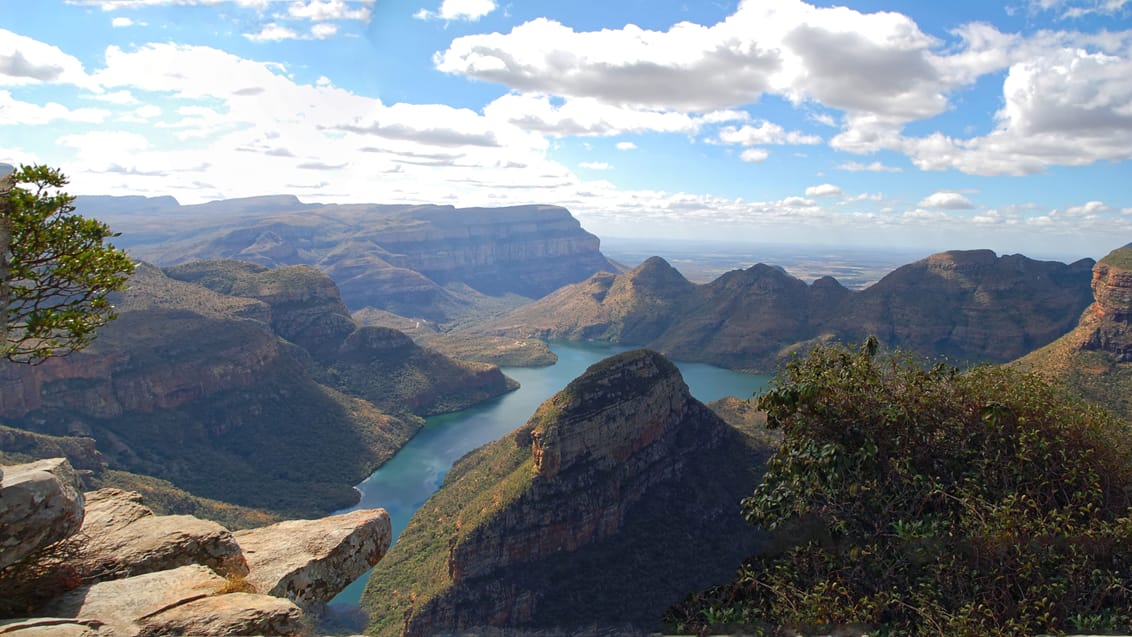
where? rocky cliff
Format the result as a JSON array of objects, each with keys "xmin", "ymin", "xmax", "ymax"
[
  {"xmin": 91, "ymin": 198, "xmax": 619, "ymax": 324},
  {"xmin": 0, "ymin": 458, "xmax": 391, "ymax": 635},
  {"xmin": 0, "ymin": 260, "xmax": 515, "ymax": 516},
  {"xmin": 476, "ymin": 250, "xmax": 1094, "ymax": 371},
  {"xmin": 1016, "ymin": 244, "xmax": 1132, "ymax": 420},
  {"xmin": 361, "ymin": 350, "xmax": 773, "ymax": 635}
]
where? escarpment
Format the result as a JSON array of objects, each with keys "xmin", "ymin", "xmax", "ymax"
[
  {"xmin": 91, "ymin": 198, "xmax": 620, "ymax": 323},
  {"xmin": 362, "ymin": 349, "xmax": 773, "ymax": 636},
  {"xmin": 0, "ymin": 260, "xmax": 515, "ymax": 516},
  {"xmin": 1016, "ymin": 244, "xmax": 1132, "ymax": 420},
  {"xmin": 475, "ymin": 250, "xmax": 1094, "ymax": 371}
]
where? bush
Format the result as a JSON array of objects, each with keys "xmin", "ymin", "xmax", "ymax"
[{"xmin": 667, "ymin": 340, "xmax": 1132, "ymax": 636}]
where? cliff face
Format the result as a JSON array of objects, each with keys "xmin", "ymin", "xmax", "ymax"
[
  {"xmin": 1016, "ymin": 244, "xmax": 1132, "ymax": 419},
  {"xmin": 100, "ymin": 199, "xmax": 619, "ymax": 323},
  {"xmin": 0, "ymin": 261, "xmax": 515, "ymax": 516},
  {"xmin": 477, "ymin": 250, "xmax": 1093, "ymax": 371},
  {"xmin": 362, "ymin": 350, "xmax": 772, "ymax": 635}
]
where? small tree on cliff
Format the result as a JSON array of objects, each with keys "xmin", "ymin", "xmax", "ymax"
[
  {"xmin": 668, "ymin": 340, "xmax": 1132, "ymax": 636},
  {"xmin": 0, "ymin": 164, "xmax": 134, "ymax": 363}
]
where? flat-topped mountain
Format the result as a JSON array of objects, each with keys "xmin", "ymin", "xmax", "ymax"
[
  {"xmin": 0, "ymin": 260, "xmax": 515, "ymax": 516},
  {"xmin": 475, "ymin": 250, "xmax": 1095, "ymax": 371},
  {"xmin": 83, "ymin": 197, "xmax": 620, "ymax": 323},
  {"xmin": 361, "ymin": 349, "xmax": 773, "ymax": 635},
  {"xmin": 1016, "ymin": 244, "xmax": 1132, "ymax": 419}
]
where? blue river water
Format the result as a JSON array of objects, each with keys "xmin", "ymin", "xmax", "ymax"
[{"xmin": 330, "ymin": 341, "xmax": 772, "ymax": 607}]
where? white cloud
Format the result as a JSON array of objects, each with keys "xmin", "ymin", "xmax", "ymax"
[
  {"xmin": 739, "ymin": 148, "xmax": 769, "ymax": 162},
  {"xmin": 244, "ymin": 23, "xmax": 301, "ymax": 42},
  {"xmin": 718, "ymin": 121, "xmax": 823, "ymax": 146},
  {"xmin": 311, "ymin": 23, "xmax": 338, "ymax": 39},
  {"xmin": 286, "ymin": 0, "xmax": 372, "ymax": 21},
  {"xmin": 0, "ymin": 28, "xmax": 96, "ymax": 90},
  {"xmin": 483, "ymin": 93, "xmax": 708, "ymax": 137},
  {"xmin": 1027, "ymin": 0, "xmax": 1131, "ymax": 18},
  {"xmin": 65, "ymin": 0, "xmax": 270, "ymax": 8},
  {"xmin": 1065, "ymin": 200, "xmax": 1111, "ymax": 216},
  {"xmin": 0, "ymin": 90, "xmax": 110, "ymax": 124},
  {"xmin": 111, "ymin": 17, "xmax": 134, "ymax": 27},
  {"xmin": 918, "ymin": 191, "xmax": 975, "ymax": 209},
  {"xmin": 836, "ymin": 160, "xmax": 902, "ymax": 172},
  {"xmin": 579, "ymin": 161, "xmax": 611, "ymax": 170},
  {"xmin": 805, "ymin": 183, "xmax": 842, "ymax": 198},
  {"xmin": 615, "ymin": 141, "xmax": 637, "ymax": 151},
  {"xmin": 416, "ymin": 0, "xmax": 497, "ymax": 21}
]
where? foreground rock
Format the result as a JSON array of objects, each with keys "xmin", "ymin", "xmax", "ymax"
[
  {"xmin": 1, "ymin": 459, "xmax": 390, "ymax": 636},
  {"xmin": 72, "ymin": 489, "xmax": 247, "ymax": 582},
  {"xmin": 0, "ymin": 459, "xmax": 85, "ymax": 569},
  {"xmin": 363, "ymin": 350, "xmax": 774, "ymax": 635},
  {"xmin": 235, "ymin": 508, "xmax": 392, "ymax": 611},
  {"xmin": 41, "ymin": 564, "xmax": 302, "ymax": 636}
]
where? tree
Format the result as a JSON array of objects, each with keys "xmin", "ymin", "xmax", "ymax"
[
  {"xmin": 667, "ymin": 341, "xmax": 1132, "ymax": 636},
  {"xmin": 0, "ymin": 164, "xmax": 134, "ymax": 363}
]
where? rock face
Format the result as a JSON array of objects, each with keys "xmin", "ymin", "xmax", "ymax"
[
  {"xmin": 362, "ymin": 350, "xmax": 774, "ymax": 635},
  {"xmin": 93, "ymin": 198, "xmax": 620, "ymax": 323},
  {"xmin": 72, "ymin": 489, "xmax": 247, "ymax": 582},
  {"xmin": 0, "ymin": 261, "xmax": 514, "ymax": 516},
  {"xmin": 234, "ymin": 509, "xmax": 392, "ymax": 610},
  {"xmin": 0, "ymin": 459, "xmax": 85, "ymax": 569},
  {"xmin": 478, "ymin": 250, "xmax": 1094, "ymax": 370},
  {"xmin": 1016, "ymin": 244, "xmax": 1132, "ymax": 420},
  {"xmin": 1, "ymin": 460, "xmax": 391, "ymax": 637}
]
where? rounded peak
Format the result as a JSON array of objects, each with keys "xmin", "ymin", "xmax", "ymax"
[
  {"xmin": 811, "ymin": 275, "xmax": 847, "ymax": 290},
  {"xmin": 341, "ymin": 326, "xmax": 415, "ymax": 352},
  {"xmin": 628, "ymin": 257, "xmax": 691, "ymax": 287},
  {"xmin": 923, "ymin": 249, "xmax": 998, "ymax": 268}
]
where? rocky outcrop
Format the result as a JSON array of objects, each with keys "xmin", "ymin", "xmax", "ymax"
[
  {"xmin": 1, "ymin": 459, "xmax": 391, "ymax": 637},
  {"xmin": 0, "ymin": 260, "xmax": 514, "ymax": 516},
  {"xmin": 234, "ymin": 509, "xmax": 392, "ymax": 611},
  {"xmin": 96, "ymin": 198, "xmax": 620, "ymax": 323},
  {"xmin": 477, "ymin": 251, "xmax": 1094, "ymax": 371},
  {"xmin": 362, "ymin": 350, "xmax": 774, "ymax": 635},
  {"xmin": 1016, "ymin": 244, "xmax": 1132, "ymax": 420},
  {"xmin": 0, "ymin": 459, "xmax": 85, "ymax": 569},
  {"xmin": 71, "ymin": 489, "xmax": 247, "ymax": 582}
]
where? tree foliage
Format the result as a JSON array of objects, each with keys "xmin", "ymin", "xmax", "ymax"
[
  {"xmin": 667, "ymin": 340, "xmax": 1132, "ymax": 636},
  {"xmin": 0, "ymin": 164, "xmax": 134, "ymax": 363}
]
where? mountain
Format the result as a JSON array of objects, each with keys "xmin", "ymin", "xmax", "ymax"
[
  {"xmin": 475, "ymin": 250, "xmax": 1095, "ymax": 371},
  {"xmin": 360, "ymin": 349, "xmax": 773, "ymax": 635},
  {"xmin": 82, "ymin": 197, "xmax": 620, "ymax": 324},
  {"xmin": 1015, "ymin": 244, "xmax": 1132, "ymax": 420},
  {"xmin": 0, "ymin": 261, "xmax": 515, "ymax": 516}
]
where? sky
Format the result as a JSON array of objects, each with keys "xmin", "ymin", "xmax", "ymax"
[{"xmin": 2, "ymin": 0, "xmax": 1131, "ymax": 260}]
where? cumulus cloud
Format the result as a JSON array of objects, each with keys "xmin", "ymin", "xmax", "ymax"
[
  {"xmin": 579, "ymin": 161, "xmax": 611, "ymax": 170},
  {"xmin": 0, "ymin": 28, "xmax": 96, "ymax": 89},
  {"xmin": 244, "ymin": 23, "xmax": 301, "ymax": 42},
  {"xmin": 615, "ymin": 141, "xmax": 637, "ymax": 151},
  {"xmin": 740, "ymin": 148, "xmax": 770, "ymax": 162},
  {"xmin": 918, "ymin": 191, "xmax": 976, "ymax": 209},
  {"xmin": 1025, "ymin": 0, "xmax": 1131, "ymax": 19},
  {"xmin": 0, "ymin": 90, "xmax": 110, "ymax": 124},
  {"xmin": 805, "ymin": 183, "xmax": 843, "ymax": 198},
  {"xmin": 484, "ymin": 93, "xmax": 714, "ymax": 137},
  {"xmin": 415, "ymin": 0, "xmax": 497, "ymax": 21},
  {"xmin": 717, "ymin": 121, "xmax": 823, "ymax": 146},
  {"xmin": 111, "ymin": 17, "xmax": 134, "ymax": 27}
]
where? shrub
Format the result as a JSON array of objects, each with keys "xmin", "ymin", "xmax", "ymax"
[{"xmin": 667, "ymin": 340, "xmax": 1132, "ymax": 636}]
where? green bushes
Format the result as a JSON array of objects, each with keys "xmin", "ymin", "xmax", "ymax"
[{"xmin": 668, "ymin": 340, "xmax": 1132, "ymax": 636}]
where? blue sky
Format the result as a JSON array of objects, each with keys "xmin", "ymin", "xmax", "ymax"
[{"xmin": 2, "ymin": 0, "xmax": 1131, "ymax": 259}]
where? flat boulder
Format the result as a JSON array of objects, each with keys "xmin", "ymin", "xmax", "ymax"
[
  {"xmin": 0, "ymin": 618, "xmax": 112, "ymax": 636},
  {"xmin": 235, "ymin": 508, "xmax": 391, "ymax": 610},
  {"xmin": 0, "ymin": 458, "xmax": 85, "ymax": 569},
  {"xmin": 135, "ymin": 592, "xmax": 304, "ymax": 637},
  {"xmin": 71, "ymin": 489, "xmax": 247, "ymax": 581}
]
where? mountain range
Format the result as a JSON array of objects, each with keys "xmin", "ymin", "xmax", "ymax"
[{"xmin": 471, "ymin": 250, "xmax": 1096, "ymax": 371}]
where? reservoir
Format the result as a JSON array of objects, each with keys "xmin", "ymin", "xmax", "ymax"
[{"xmin": 330, "ymin": 342, "xmax": 773, "ymax": 607}]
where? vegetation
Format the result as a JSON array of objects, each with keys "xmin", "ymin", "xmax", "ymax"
[
  {"xmin": 1, "ymin": 165, "xmax": 134, "ymax": 363},
  {"xmin": 668, "ymin": 340, "xmax": 1132, "ymax": 636}
]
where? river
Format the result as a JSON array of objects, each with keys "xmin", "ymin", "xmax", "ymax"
[{"xmin": 330, "ymin": 342, "xmax": 772, "ymax": 607}]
